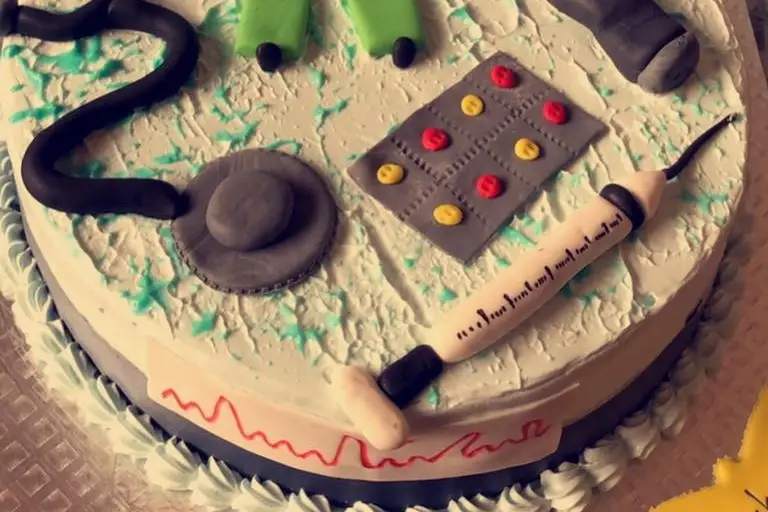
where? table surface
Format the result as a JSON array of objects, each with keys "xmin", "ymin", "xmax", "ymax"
[{"xmin": 1, "ymin": 1, "xmax": 768, "ymax": 510}]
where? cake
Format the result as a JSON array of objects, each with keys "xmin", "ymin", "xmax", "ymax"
[{"xmin": 0, "ymin": 0, "xmax": 753, "ymax": 510}]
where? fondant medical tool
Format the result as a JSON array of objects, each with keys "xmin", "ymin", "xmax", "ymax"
[
  {"xmin": 333, "ymin": 113, "xmax": 739, "ymax": 451},
  {"xmin": 346, "ymin": 0, "xmax": 425, "ymax": 69},
  {"xmin": 235, "ymin": 0, "xmax": 310, "ymax": 73},
  {"xmin": 5, "ymin": 0, "xmax": 199, "ymax": 220}
]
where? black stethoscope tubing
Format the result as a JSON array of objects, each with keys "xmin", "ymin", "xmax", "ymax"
[{"xmin": 9, "ymin": 0, "xmax": 199, "ymax": 219}]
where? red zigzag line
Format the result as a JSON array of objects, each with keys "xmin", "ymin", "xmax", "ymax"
[{"xmin": 161, "ymin": 388, "xmax": 552, "ymax": 469}]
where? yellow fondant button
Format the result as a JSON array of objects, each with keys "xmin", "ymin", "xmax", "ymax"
[
  {"xmin": 433, "ymin": 204, "xmax": 464, "ymax": 226},
  {"xmin": 461, "ymin": 94, "xmax": 485, "ymax": 117},
  {"xmin": 514, "ymin": 138, "xmax": 540, "ymax": 161},
  {"xmin": 376, "ymin": 163, "xmax": 405, "ymax": 185}
]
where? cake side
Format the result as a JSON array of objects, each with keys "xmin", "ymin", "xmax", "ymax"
[
  {"xmin": 0, "ymin": 0, "xmax": 746, "ymax": 427},
  {"xmin": 0, "ymin": 140, "xmax": 745, "ymax": 509}
]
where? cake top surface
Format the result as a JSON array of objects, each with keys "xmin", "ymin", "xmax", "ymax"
[{"xmin": 1, "ymin": 0, "xmax": 746, "ymax": 424}]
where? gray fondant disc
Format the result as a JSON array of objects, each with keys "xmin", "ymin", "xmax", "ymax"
[{"xmin": 172, "ymin": 149, "xmax": 338, "ymax": 294}]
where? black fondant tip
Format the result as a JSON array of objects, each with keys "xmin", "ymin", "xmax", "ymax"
[
  {"xmin": 377, "ymin": 345, "xmax": 444, "ymax": 409},
  {"xmin": 256, "ymin": 43, "xmax": 283, "ymax": 73},
  {"xmin": 637, "ymin": 32, "xmax": 699, "ymax": 94},
  {"xmin": 663, "ymin": 113, "xmax": 738, "ymax": 180},
  {"xmin": 0, "ymin": 0, "xmax": 19, "ymax": 36},
  {"xmin": 392, "ymin": 37, "xmax": 417, "ymax": 69}
]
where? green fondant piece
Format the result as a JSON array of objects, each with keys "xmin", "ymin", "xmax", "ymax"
[
  {"xmin": 235, "ymin": 0, "xmax": 310, "ymax": 61},
  {"xmin": 347, "ymin": 0, "xmax": 425, "ymax": 57}
]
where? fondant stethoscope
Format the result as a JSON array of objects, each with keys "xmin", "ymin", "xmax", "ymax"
[{"xmin": 4, "ymin": 0, "xmax": 199, "ymax": 219}]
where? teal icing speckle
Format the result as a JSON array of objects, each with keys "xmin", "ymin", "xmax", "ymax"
[
  {"xmin": 191, "ymin": 311, "xmax": 218, "ymax": 336},
  {"xmin": 121, "ymin": 259, "xmax": 170, "ymax": 314},
  {"xmin": 199, "ymin": 4, "xmax": 239, "ymax": 40},
  {"xmin": 342, "ymin": 44, "xmax": 357, "ymax": 70},
  {"xmin": 89, "ymin": 59, "xmax": 124, "ymax": 80},
  {"xmin": 426, "ymin": 385, "xmax": 441, "ymax": 409},
  {"xmin": 211, "ymin": 84, "xmax": 248, "ymax": 123},
  {"xmin": 499, "ymin": 226, "xmax": 536, "ymax": 247},
  {"xmin": 307, "ymin": 67, "xmax": 327, "ymax": 94},
  {"xmin": 496, "ymin": 257, "xmax": 510, "ymax": 268},
  {"xmin": 448, "ymin": 5, "xmax": 474, "ymax": 22},
  {"xmin": 279, "ymin": 323, "xmax": 325, "ymax": 355},
  {"xmin": 520, "ymin": 214, "xmax": 547, "ymax": 236},
  {"xmin": 10, "ymin": 103, "xmax": 65, "ymax": 124},
  {"xmin": 1, "ymin": 45, "xmax": 24, "ymax": 58},
  {"xmin": 216, "ymin": 121, "xmax": 260, "ymax": 149},
  {"xmin": 157, "ymin": 226, "xmax": 189, "ymax": 285},
  {"xmin": 265, "ymin": 139, "xmax": 303, "ymax": 155},
  {"xmin": 314, "ymin": 99, "xmax": 349, "ymax": 128},
  {"xmin": 641, "ymin": 294, "xmax": 657, "ymax": 308},
  {"xmin": 15, "ymin": 57, "xmax": 52, "ymax": 100},
  {"xmin": 155, "ymin": 144, "xmax": 187, "ymax": 165},
  {"xmin": 439, "ymin": 287, "xmax": 458, "ymax": 304},
  {"xmin": 277, "ymin": 299, "xmax": 327, "ymax": 355},
  {"xmin": 681, "ymin": 189, "xmax": 729, "ymax": 215},
  {"xmin": 579, "ymin": 290, "xmax": 600, "ymax": 306}
]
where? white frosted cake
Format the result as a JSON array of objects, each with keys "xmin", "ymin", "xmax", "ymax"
[{"xmin": 0, "ymin": 0, "xmax": 753, "ymax": 509}]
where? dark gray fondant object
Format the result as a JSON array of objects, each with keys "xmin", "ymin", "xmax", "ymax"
[
  {"xmin": 348, "ymin": 52, "xmax": 606, "ymax": 263},
  {"xmin": 547, "ymin": 0, "xmax": 699, "ymax": 94},
  {"xmin": 173, "ymin": 149, "xmax": 338, "ymax": 294},
  {"xmin": 1, "ymin": 0, "xmax": 18, "ymax": 36}
]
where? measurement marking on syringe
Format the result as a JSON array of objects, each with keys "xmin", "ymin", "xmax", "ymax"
[{"xmin": 455, "ymin": 212, "xmax": 627, "ymax": 341}]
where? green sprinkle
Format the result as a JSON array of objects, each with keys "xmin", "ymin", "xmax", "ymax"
[
  {"xmin": 439, "ymin": 287, "xmax": 458, "ymax": 304},
  {"xmin": 191, "ymin": 311, "xmax": 218, "ymax": 336}
]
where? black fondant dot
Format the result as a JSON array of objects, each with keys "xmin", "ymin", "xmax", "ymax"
[
  {"xmin": 205, "ymin": 170, "xmax": 294, "ymax": 251},
  {"xmin": 377, "ymin": 345, "xmax": 444, "ymax": 409},
  {"xmin": 392, "ymin": 37, "xmax": 417, "ymax": 69},
  {"xmin": 256, "ymin": 42, "xmax": 283, "ymax": 73}
]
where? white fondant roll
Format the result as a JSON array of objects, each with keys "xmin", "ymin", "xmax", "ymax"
[
  {"xmin": 429, "ymin": 193, "xmax": 635, "ymax": 364},
  {"xmin": 333, "ymin": 365, "xmax": 410, "ymax": 451}
]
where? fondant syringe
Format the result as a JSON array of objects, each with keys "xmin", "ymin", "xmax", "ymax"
[{"xmin": 332, "ymin": 114, "xmax": 739, "ymax": 451}]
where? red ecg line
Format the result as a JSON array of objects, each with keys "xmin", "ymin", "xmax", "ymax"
[{"xmin": 161, "ymin": 388, "xmax": 552, "ymax": 469}]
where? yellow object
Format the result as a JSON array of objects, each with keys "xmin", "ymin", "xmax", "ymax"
[
  {"xmin": 651, "ymin": 386, "xmax": 768, "ymax": 512},
  {"xmin": 515, "ymin": 138, "xmax": 540, "ymax": 161},
  {"xmin": 433, "ymin": 204, "xmax": 463, "ymax": 226},
  {"xmin": 461, "ymin": 94, "xmax": 485, "ymax": 116},
  {"xmin": 376, "ymin": 163, "xmax": 405, "ymax": 185}
]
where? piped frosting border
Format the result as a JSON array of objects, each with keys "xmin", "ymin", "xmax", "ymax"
[{"xmin": 0, "ymin": 143, "xmax": 746, "ymax": 511}]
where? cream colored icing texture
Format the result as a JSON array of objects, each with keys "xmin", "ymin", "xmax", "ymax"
[
  {"xmin": 0, "ymin": 143, "xmax": 746, "ymax": 511},
  {"xmin": 0, "ymin": 0, "xmax": 746, "ymax": 424}
]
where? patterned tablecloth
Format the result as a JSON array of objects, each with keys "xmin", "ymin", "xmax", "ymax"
[{"xmin": 1, "ymin": 1, "xmax": 768, "ymax": 511}]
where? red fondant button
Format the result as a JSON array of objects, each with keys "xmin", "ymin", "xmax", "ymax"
[
  {"xmin": 542, "ymin": 100, "xmax": 568, "ymax": 125},
  {"xmin": 475, "ymin": 174, "xmax": 503, "ymax": 199},
  {"xmin": 422, "ymin": 128, "xmax": 450, "ymax": 151},
  {"xmin": 490, "ymin": 65, "xmax": 517, "ymax": 88}
]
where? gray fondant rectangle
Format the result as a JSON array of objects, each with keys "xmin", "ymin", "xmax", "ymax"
[{"xmin": 347, "ymin": 52, "xmax": 607, "ymax": 263}]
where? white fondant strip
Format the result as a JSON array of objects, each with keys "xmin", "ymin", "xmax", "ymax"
[{"xmin": 147, "ymin": 338, "xmax": 574, "ymax": 480}]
